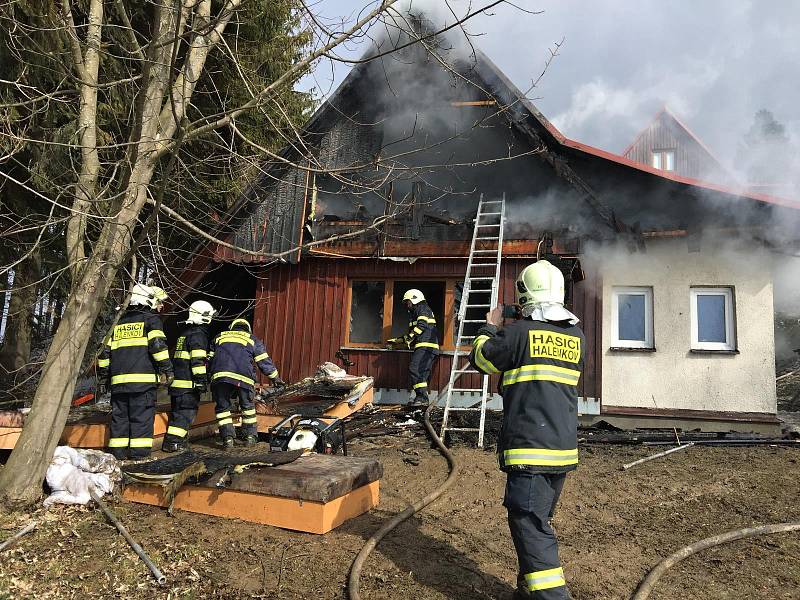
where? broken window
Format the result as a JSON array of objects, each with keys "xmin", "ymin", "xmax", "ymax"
[
  {"xmin": 611, "ymin": 287, "xmax": 654, "ymax": 349},
  {"xmin": 349, "ymin": 281, "xmax": 385, "ymax": 344},
  {"xmin": 690, "ymin": 287, "xmax": 736, "ymax": 351}
]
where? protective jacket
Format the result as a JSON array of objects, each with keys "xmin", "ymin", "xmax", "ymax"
[
  {"xmin": 470, "ymin": 318, "xmax": 584, "ymax": 474},
  {"xmin": 209, "ymin": 329, "xmax": 278, "ymax": 390},
  {"xmin": 98, "ymin": 308, "xmax": 173, "ymax": 393},
  {"xmin": 402, "ymin": 302, "xmax": 439, "ymax": 351},
  {"xmin": 170, "ymin": 325, "xmax": 209, "ymax": 394}
]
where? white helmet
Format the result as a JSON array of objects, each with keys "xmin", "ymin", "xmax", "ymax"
[
  {"xmin": 515, "ymin": 260, "xmax": 564, "ymax": 307},
  {"xmin": 130, "ymin": 283, "xmax": 156, "ymax": 308},
  {"xmin": 186, "ymin": 300, "xmax": 216, "ymax": 325},
  {"xmin": 402, "ymin": 289, "xmax": 425, "ymax": 305}
]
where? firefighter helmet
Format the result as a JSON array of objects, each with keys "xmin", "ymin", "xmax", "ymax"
[
  {"xmin": 150, "ymin": 286, "xmax": 169, "ymax": 308},
  {"xmin": 402, "ymin": 289, "xmax": 425, "ymax": 305},
  {"xmin": 129, "ymin": 283, "xmax": 155, "ymax": 308},
  {"xmin": 186, "ymin": 300, "xmax": 216, "ymax": 325},
  {"xmin": 230, "ymin": 318, "xmax": 251, "ymax": 332},
  {"xmin": 515, "ymin": 260, "xmax": 564, "ymax": 307}
]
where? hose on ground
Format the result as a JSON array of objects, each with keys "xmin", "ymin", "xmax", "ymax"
[
  {"xmin": 347, "ymin": 402, "xmax": 459, "ymax": 600},
  {"xmin": 632, "ymin": 522, "xmax": 800, "ymax": 600}
]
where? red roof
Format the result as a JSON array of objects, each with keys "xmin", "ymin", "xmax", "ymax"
[{"xmin": 534, "ymin": 107, "xmax": 800, "ymax": 210}]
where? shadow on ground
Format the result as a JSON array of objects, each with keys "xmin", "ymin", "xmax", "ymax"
[{"xmin": 341, "ymin": 510, "xmax": 515, "ymax": 600}]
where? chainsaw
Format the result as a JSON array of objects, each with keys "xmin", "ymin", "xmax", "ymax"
[{"xmin": 267, "ymin": 413, "xmax": 347, "ymax": 455}]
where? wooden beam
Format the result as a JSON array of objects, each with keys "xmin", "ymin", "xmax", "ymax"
[
  {"xmin": 123, "ymin": 480, "xmax": 379, "ymax": 534},
  {"xmin": 312, "ymin": 238, "xmax": 581, "ymax": 257},
  {"xmin": 450, "ymin": 100, "xmax": 496, "ymax": 107}
]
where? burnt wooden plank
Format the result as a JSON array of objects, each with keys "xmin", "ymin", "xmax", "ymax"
[{"xmin": 209, "ymin": 454, "xmax": 383, "ymax": 503}]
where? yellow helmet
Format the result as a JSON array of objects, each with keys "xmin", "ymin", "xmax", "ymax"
[
  {"xmin": 515, "ymin": 260, "xmax": 564, "ymax": 306},
  {"xmin": 402, "ymin": 289, "xmax": 425, "ymax": 305},
  {"xmin": 230, "ymin": 318, "xmax": 251, "ymax": 332},
  {"xmin": 149, "ymin": 286, "xmax": 169, "ymax": 309}
]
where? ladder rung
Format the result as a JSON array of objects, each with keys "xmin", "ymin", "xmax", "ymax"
[
  {"xmin": 478, "ymin": 211, "xmax": 501, "ymax": 216},
  {"xmin": 469, "ymin": 277, "xmax": 494, "ymax": 281},
  {"xmin": 475, "ymin": 237, "xmax": 499, "ymax": 241},
  {"xmin": 476, "ymin": 224, "xmax": 500, "ymax": 228},
  {"xmin": 445, "ymin": 407, "xmax": 483, "ymax": 412},
  {"xmin": 470, "ymin": 263, "xmax": 497, "ymax": 267},
  {"xmin": 464, "ymin": 304, "xmax": 490, "ymax": 308},
  {"xmin": 450, "ymin": 388, "xmax": 483, "ymax": 393},
  {"xmin": 481, "ymin": 200, "xmax": 503, "ymax": 204},
  {"xmin": 443, "ymin": 427, "xmax": 481, "ymax": 432},
  {"xmin": 462, "ymin": 319, "xmax": 487, "ymax": 323},
  {"xmin": 472, "ymin": 249, "xmax": 498, "ymax": 253}
]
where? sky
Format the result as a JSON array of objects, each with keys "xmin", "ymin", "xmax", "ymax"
[{"xmin": 302, "ymin": 0, "xmax": 800, "ymax": 174}]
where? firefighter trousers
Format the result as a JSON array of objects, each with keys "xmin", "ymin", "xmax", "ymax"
[
  {"xmin": 504, "ymin": 471, "xmax": 569, "ymax": 599},
  {"xmin": 409, "ymin": 347, "xmax": 438, "ymax": 401},
  {"xmin": 108, "ymin": 389, "xmax": 156, "ymax": 460},
  {"xmin": 212, "ymin": 381, "xmax": 257, "ymax": 440},
  {"xmin": 163, "ymin": 391, "xmax": 200, "ymax": 444}
]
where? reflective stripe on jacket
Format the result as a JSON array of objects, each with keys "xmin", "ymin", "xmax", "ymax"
[
  {"xmin": 170, "ymin": 325, "xmax": 209, "ymax": 394},
  {"xmin": 404, "ymin": 303, "xmax": 440, "ymax": 351},
  {"xmin": 469, "ymin": 319, "xmax": 585, "ymax": 474},
  {"xmin": 97, "ymin": 308, "xmax": 173, "ymax": 394},
  {"xmin": 209, "ymin": 329, "xmax": 278, "ymax": 390}
]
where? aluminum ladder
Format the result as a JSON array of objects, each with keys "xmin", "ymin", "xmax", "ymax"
[{"xmin": 439, "ymin": 194, "xmax": 506, "ymax": 448}]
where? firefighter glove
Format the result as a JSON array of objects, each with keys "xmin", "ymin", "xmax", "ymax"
[
  {"xmin": 159, "ymin": 372, "xmax": 175, "ymax": 387},
  {"xmin": 273, "ymin": 377, "xmax": 287, "ymax": 389},
  {"xmin": 195, "ymin": 380, "xmax": 208, "ymax": 393},
  {"xmin": 97, "ymin": 382, "xmax": 108, "ymax": 397}
]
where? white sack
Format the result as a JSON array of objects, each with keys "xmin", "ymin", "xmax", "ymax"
[{"xmin": 43, "ymin": 446, "xmax": 120, "ymax": 507}]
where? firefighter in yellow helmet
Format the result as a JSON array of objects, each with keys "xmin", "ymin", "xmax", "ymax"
[
  {"xmin": 208, "ymin": 318, "xmax": 286, "ymax": 448},
  {"xmin": 470, "ymin": 261, "xmax": 584, "ymax": 600},
  {"xmin": 387, "ymin": 289, "xmax": 440, "ymax": 403}
]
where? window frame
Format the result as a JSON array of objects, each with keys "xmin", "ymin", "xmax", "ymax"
[
  {"xmin": 689, "ymin": 286, "xmax": 736, "ymax": 351},
  {"xmin": 611, "ymin": 286, "xmax": 654, "ymax": 350},
  {"xmin": 651, "ymin": 149, "xmax": 676, "ymax": 172},
  {"xmin": 344, "ymin": 278, "xmax": 462, "ymax": 351}
]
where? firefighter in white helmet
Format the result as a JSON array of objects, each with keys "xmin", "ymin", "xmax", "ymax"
[
  {"xmin": 162, "ymin": 300, "xmax": 217, "ymax": 452},
  {"xmin": 149, "ymin": 285, "xmax": 169, "ymax": 312},
  {"xmin": 470, "ymin": 260, "xmax": 584, "ymax": 600},
  {"xmin": 97, "ymin": 283, "xmax": 174, "ymax": 459},
  {"xmin": 387, "ymin": 288, "xmax": 440, "ymax": 403}
]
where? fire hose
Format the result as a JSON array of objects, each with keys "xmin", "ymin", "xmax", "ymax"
[
  {"xmin": 347, "ymin": 401, "xmax": 459, "ymax": 600},
  {"xmin": 631, "ymin": 522, "xmax": 800, "ymax": 600}
]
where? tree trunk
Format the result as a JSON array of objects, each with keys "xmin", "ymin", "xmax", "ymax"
[
  {"xmin": 0, "ymin": 250, "xmax": 40, "ymax": 379},
  {"xmin": 0, "ymin": 155, "xmax": 159, "ymax": 505},
  {"xmin": 0, "ymin": 255, "xmax": 113, "ymax": 505}
]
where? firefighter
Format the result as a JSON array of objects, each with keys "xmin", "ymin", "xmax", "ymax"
[
  {"xmin": 162, "ymin": 300, "xmax": 217, "ymax": 453},
  {"xmin": 388, "ymin": 289, "xmax": 440, "ymax": 402},
  {"xmin": 209, "ymin": 318, "xmax": 286, "ymax": 448},
  {"xmin": 469, "ymin": 260, "xmax": 584, "ymax": 600},
  {"xmin": 97, "ymin": 284, "xmax": 174, "ymax": 460}
]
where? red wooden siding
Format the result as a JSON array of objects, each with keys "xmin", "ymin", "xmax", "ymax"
[{"xmin": 253, "ymin": 257, "xmax": 601, "ymax": 400}]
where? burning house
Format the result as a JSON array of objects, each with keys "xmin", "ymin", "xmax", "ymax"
[{"xmin": 177, "ymin": 36, "xmax": 800, "ymax": 433}]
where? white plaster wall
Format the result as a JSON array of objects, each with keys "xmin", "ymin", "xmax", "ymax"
[{"xmin": 598, "ymin": 239, "xmax": 777, "ymax": 414}]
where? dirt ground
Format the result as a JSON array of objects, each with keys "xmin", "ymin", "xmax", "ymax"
[{"xmin": 1, "ymin": 432, "xmax": 799, "ymax": 600}]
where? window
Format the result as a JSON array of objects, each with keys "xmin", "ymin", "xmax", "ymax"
[
  {"xmin": 651, "ymin": 149, "xmax": 675, "ymax": 172},
  {"xmin": 345, "ymin": 279, "xmax": 454, "ymax": 349},
  {"xmin": 690, "ymin": 287, "xmax": 736, "ymax": 351},
  {"xmin": 349, "ymin": 281, "xmax": 385, "ymax": 344},
  {"xmin": 611, "ymin": 287, "xmax": 654, "ymax": 349}
]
